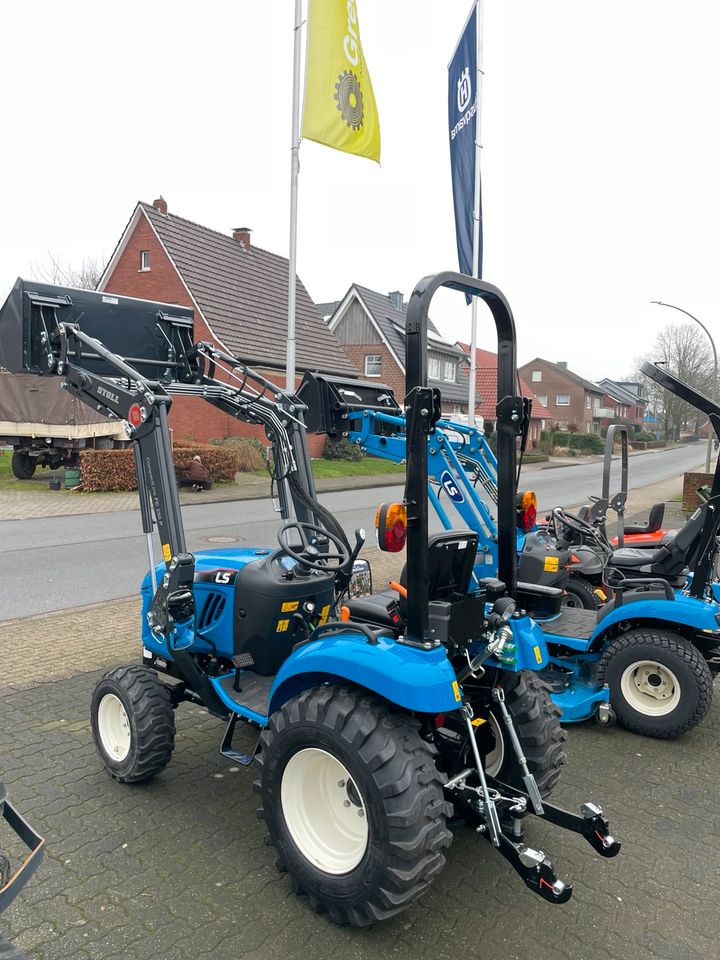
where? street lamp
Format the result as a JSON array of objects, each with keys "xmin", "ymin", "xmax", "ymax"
[{"xmin": 651, "ymin": 300, "xmax": 718, "ymax": 474}]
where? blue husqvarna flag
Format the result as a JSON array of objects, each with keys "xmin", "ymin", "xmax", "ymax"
[{"xmin": 448, "ymin": 5, "xmax": 481, "ymax": 293}]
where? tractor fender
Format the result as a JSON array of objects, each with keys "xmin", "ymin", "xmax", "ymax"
[
  {"xmin": 591, "ymin": 593, "xmax": 719, "ymax": 644},
  {"xmin": 268, "ymin": 630, "xmax": 462, "ymax": 717},
  {"xmin": 572, "ymin": 546, "xmax": 604, "ymax": 577}
]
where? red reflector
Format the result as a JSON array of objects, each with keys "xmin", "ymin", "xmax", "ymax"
[
  {"xmin": 570, "ymin": 554, "xmax": 581, "ymax": 564},
  {"xmin": 434, "ymin": 713, "xmax": 446, "ymax": 729},
  {"xmin": 128, "ymin": 403, "xmax": 142, "ymax": 427}
]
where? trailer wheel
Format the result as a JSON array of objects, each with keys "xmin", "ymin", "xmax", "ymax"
[
  {"xmin": 10, "ymin": 452, "xmax": 35, "ymax": 480},
  {"xmin": 599, "ymin": 629, "xmax": 713, "ymax": 738},
  {"xmin": 484, "ymin": 671, "xmax": 567, "ymax": 797},
  {"xmin": 255, "ymin": 685, "xmax": 452, "ymax": 926},
  {"xmin": 91, "ymin": 665, "xmax": 175, "ymax": 782},
  {"xmin": 563, "ymin": 576, "xmax": 600, "ymax": 610},
  {"xmin": 0, "ymin": 937, "xmax": 29, "ymax": 960}
]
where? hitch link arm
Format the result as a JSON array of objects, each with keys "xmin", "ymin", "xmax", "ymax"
[
  {"xmin": 491, "ymin": 686, "xmax": 544, "ymax": 815},
  {"xmin": 488, "ymin": 778, "xmax": 621, "ymax": 859}
]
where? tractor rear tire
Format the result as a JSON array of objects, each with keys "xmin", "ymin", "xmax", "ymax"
[
  {"xmin": 598, "ymin": 629, "xmax": 713, "ymax": 738},
  {"xmin": 486, "ymin": 671, "xmax": 567, "ymax": 797},
  {"xmin": 0, "ymin": 937, "xmax": 29, "ymax": 960},
  {"xmin": 563, "ymin": 576, "xmax": 600, "ymax": 610},
  {"xmin": 91, "ymin": 665, "xmax": 176, "ymax": 782},
  {"xmin": 10, "ymin": 452, "xmax": 35, "ymax": 480},
  {"xmin": 254, "ymin": 684, "xmax": 453, "ymax": 927}
]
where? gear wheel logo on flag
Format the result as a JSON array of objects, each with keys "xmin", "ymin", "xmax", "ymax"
[{"xmin": 334, "ymin": 70, "xmax": 364, "ymax": 130}]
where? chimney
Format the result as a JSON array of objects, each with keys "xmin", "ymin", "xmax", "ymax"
[
  {"xmin": 233, "ymin": 227, "xmax": 252, "ymax": 252},
  {"xmin": 388, "ymin": 290, "xmax": 403, "ymax": 310},
  {"xmin": 152, "ymin": 196, "xmax": 168, "ymax": 215},
  {"xmin": 556, "ymin": 361, "xmax": 568, "ymax": 370}
]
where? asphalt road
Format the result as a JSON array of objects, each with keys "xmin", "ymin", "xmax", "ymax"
[{"xmin": 0, "ymin": 444, "xmax": 704, "ymax": 619}]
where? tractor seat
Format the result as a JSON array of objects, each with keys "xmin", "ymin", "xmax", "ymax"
[
  {"xmin": 608, "ymin": 503, "xmax": 709, "ymax": 579},
  {"xmin": 609, "ymin": 547, "xmax": 660, "ymax": 569}
]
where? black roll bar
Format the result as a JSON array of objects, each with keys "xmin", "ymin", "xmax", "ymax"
[{"xmin": 404, "ymin": 272, "xmax": 523, "ymax": 645}]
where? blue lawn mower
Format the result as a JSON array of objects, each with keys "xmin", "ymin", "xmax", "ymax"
[{"xmin": 0, "ymin": 274, "xmax": 620, "ymax": 926}]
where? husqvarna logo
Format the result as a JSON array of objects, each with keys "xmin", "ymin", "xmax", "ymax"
[
  {"xmin": 440, "ymin": 470, "xmax": 464, "ymax": 503},
  {"xmin": 457, "ymin": 67, "xmax": 472, "ymax": 112}
]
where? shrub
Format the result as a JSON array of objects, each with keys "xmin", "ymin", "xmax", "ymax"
[
  {"xmin": 323, "ymin": 437, "xmax": 364, "ymax": 461},
  {"xmin": 207, "ymin": 436, "xmax": 266, "ymax": 470},
  {"xmin": 80, "ymin": 444, "xmax": 244, "ymax": 492},
  {"xmin": 568, "ymin": 433, "xmax": 604, "ymax": 454}
]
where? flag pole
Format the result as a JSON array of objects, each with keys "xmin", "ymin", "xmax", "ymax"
[
  {"xmin": 468, "ymin": 0, "xmax": 484, "ymax": 426},
  {"xmin": 286, "ymin": 0, "xmax": 303, "ymax": 394}
]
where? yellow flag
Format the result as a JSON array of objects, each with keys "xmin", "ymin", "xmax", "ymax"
[{"xmin": 302, "ymin": 0, "xmax": 381, "ymax": 163}]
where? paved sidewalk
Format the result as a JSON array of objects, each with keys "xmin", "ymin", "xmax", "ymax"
[
  {"xmin": 0, "ymin": 472, "xmax": 405, "ymax": 522},
  {"xmin": 0, "ymin": 606, "xmax": 718, "ymax": 960}
]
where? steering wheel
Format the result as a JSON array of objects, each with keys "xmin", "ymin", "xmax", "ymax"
[
  {"xmin": 552, "ymin": 506, "xmax": 597, "ymax": 536},
  {"xmin": 277, "ymin": 521, "xmax": 351, "ymax": 572}
]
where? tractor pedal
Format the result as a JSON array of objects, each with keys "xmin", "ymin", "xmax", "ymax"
[
  {"xmin": 231, "ymin": 653, "xmax": 255, "ymax": 669},
  {"xmin": 220, "ymin": 713, "xmax": 255, "ymax": 766}
]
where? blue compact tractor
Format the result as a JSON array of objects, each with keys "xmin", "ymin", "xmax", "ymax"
[{"xmin": 0, "ymin": 273, "xmax": 619, "ymax": 926}]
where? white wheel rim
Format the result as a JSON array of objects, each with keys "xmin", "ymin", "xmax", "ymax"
[
  {"xmin": 620, "ymin": 660, "xmax": 681, "ymax": 717},
  {"xmin": 281, "ymin": 748, "xmax": 369, "ymax": 875},
  {"xmin": 97, "ymin": 693, "xmax": 132, "ymax": 761},
  {"xmin": 485, "ymin": 713, "xmax": 505, "ymax": 777}
]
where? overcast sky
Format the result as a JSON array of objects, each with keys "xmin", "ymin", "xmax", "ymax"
[{"xmin": 1, "ymin": 1, "xmax": 718, "ymax": 382}]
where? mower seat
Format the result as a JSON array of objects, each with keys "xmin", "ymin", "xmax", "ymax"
[{"xmin": 608, "ymin": 504, "xmax": 708, "ymax": 580}]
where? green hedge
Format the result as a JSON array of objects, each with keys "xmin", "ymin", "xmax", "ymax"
[
  {"xmin": 540, "ymin": 430, "xmax": 604, "ymax": 454},
  {"xmin": 323, "ymin": 437, "xmax": 364, "ymax": 461}
]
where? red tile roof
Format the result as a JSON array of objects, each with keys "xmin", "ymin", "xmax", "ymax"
[{"xmin": 456, "ymin": 343, "xmax": 550, "ymax": 420}]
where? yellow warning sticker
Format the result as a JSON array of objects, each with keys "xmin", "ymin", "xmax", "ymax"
[
  {"xmin": 452, "ymin": 680, "xmax": 461, "ymax": 702},
  {"xmin": 276, "ymin": 619, "xmax": 290, "ymax": 633},
  {"xmin": 471, "ymin": 717, "xmax": 487, "ymax": 727},
  {"xmin": 544, "ymin": 556, "xmax": 559, "ymax": 572},
  {"xmin": 281, "ymin": 600, "xmax": 300, "ymax": 613},
  {"xmin": 319, "ymin": 604, "xmax": 331, "ymax": 624},
  {"xmin": 533, "ymin": 645, "xmax": 543, "ymax": 665},
  {"xmin": 162, "ymin": 543, "xmax": 172, "ymax": 562}
]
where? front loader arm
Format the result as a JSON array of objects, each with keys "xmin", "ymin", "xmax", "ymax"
[{"xmin": 57, "ymin": 322, "xmax": 195, "ymax": 639}]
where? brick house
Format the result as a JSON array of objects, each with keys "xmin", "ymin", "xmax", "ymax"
[
  {"xmin": 597, "ymin": 379, "xmax": 647, "ymax": 432},
  {"xmin": 98, "ymin": 198, "xmax": 356, "ymax": 450},
  {"xmin": 518, "ymin": 358, "xmax": 608, "ymax": 434},
  {"xmin": 456, "ymin": 343, "xmax": 550, "ymax": 445},
  {"xmin": 326, "ymin": 285, "xmax": 469, "ymax": 415}
]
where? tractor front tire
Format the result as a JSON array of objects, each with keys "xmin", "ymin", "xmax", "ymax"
[
  {"xmin": 255, "ymin": 685, "xmax": 453, "ymax": 927},
  {"xmin": 563, "ymin": 575, "xmax": 601, "ymax": 610},
  {"xmin": 10, "ymin": 452, "xmax": 35, "ymax": 480},
  {"xmin": 91, "ymin": 665, "xmax": 176, "ymax": 782},
  {"xmin": 486, "ymin": 671, "xmax": 567, "ymax": 797},
  {"xmin": 599, "ymin": 629, "xmax": 713, "ymax": 738}
]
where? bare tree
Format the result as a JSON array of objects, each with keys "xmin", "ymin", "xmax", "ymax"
[
  {"xmin": 636, "ymin": 323, "xmax": 714, "ymax": 439},
  {"xmin": 32, "ymin": 253, "xmax": 104, "ymax": 291}
]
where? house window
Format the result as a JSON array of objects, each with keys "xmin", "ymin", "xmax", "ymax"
[
  {"xmin": 556, "ymin": 394, "xmax": 571, "ymax": 406},
  {"xmin": 531, "ymin": 370, "xmax": 542, "ymax": 382},
  {"xmin": 586, "ymin": 395, "xmax": 592, "ymax": 409},
  {"xmin": 537, "ymin": 395, "xmax": 548, "ymax": 407},
  {"xmin": 364, "ymin": 354, "xmax": 381, "ymax": 376},
  {"xmin": 428, "ymin": 355, "xmax": 442, "ymax": 379},
  {"xmin": 452, "ymin": 403, "xmax": 462, "ymax": 414},
  {"xmin": 444, "ymin": 359, "xmax": 457, "ymax": 382},
  {"xmin": 139, "ymin": 250, "xmax": 150, "ymax": 271}
]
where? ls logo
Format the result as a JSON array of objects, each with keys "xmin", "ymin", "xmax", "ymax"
[
  {"xmin": 440, "ymin": 470, "xmax": 464, "ymax": 503},
  {"xmin": 457, "ymin": 67, "xmax": 472, "ymax": 112}
]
